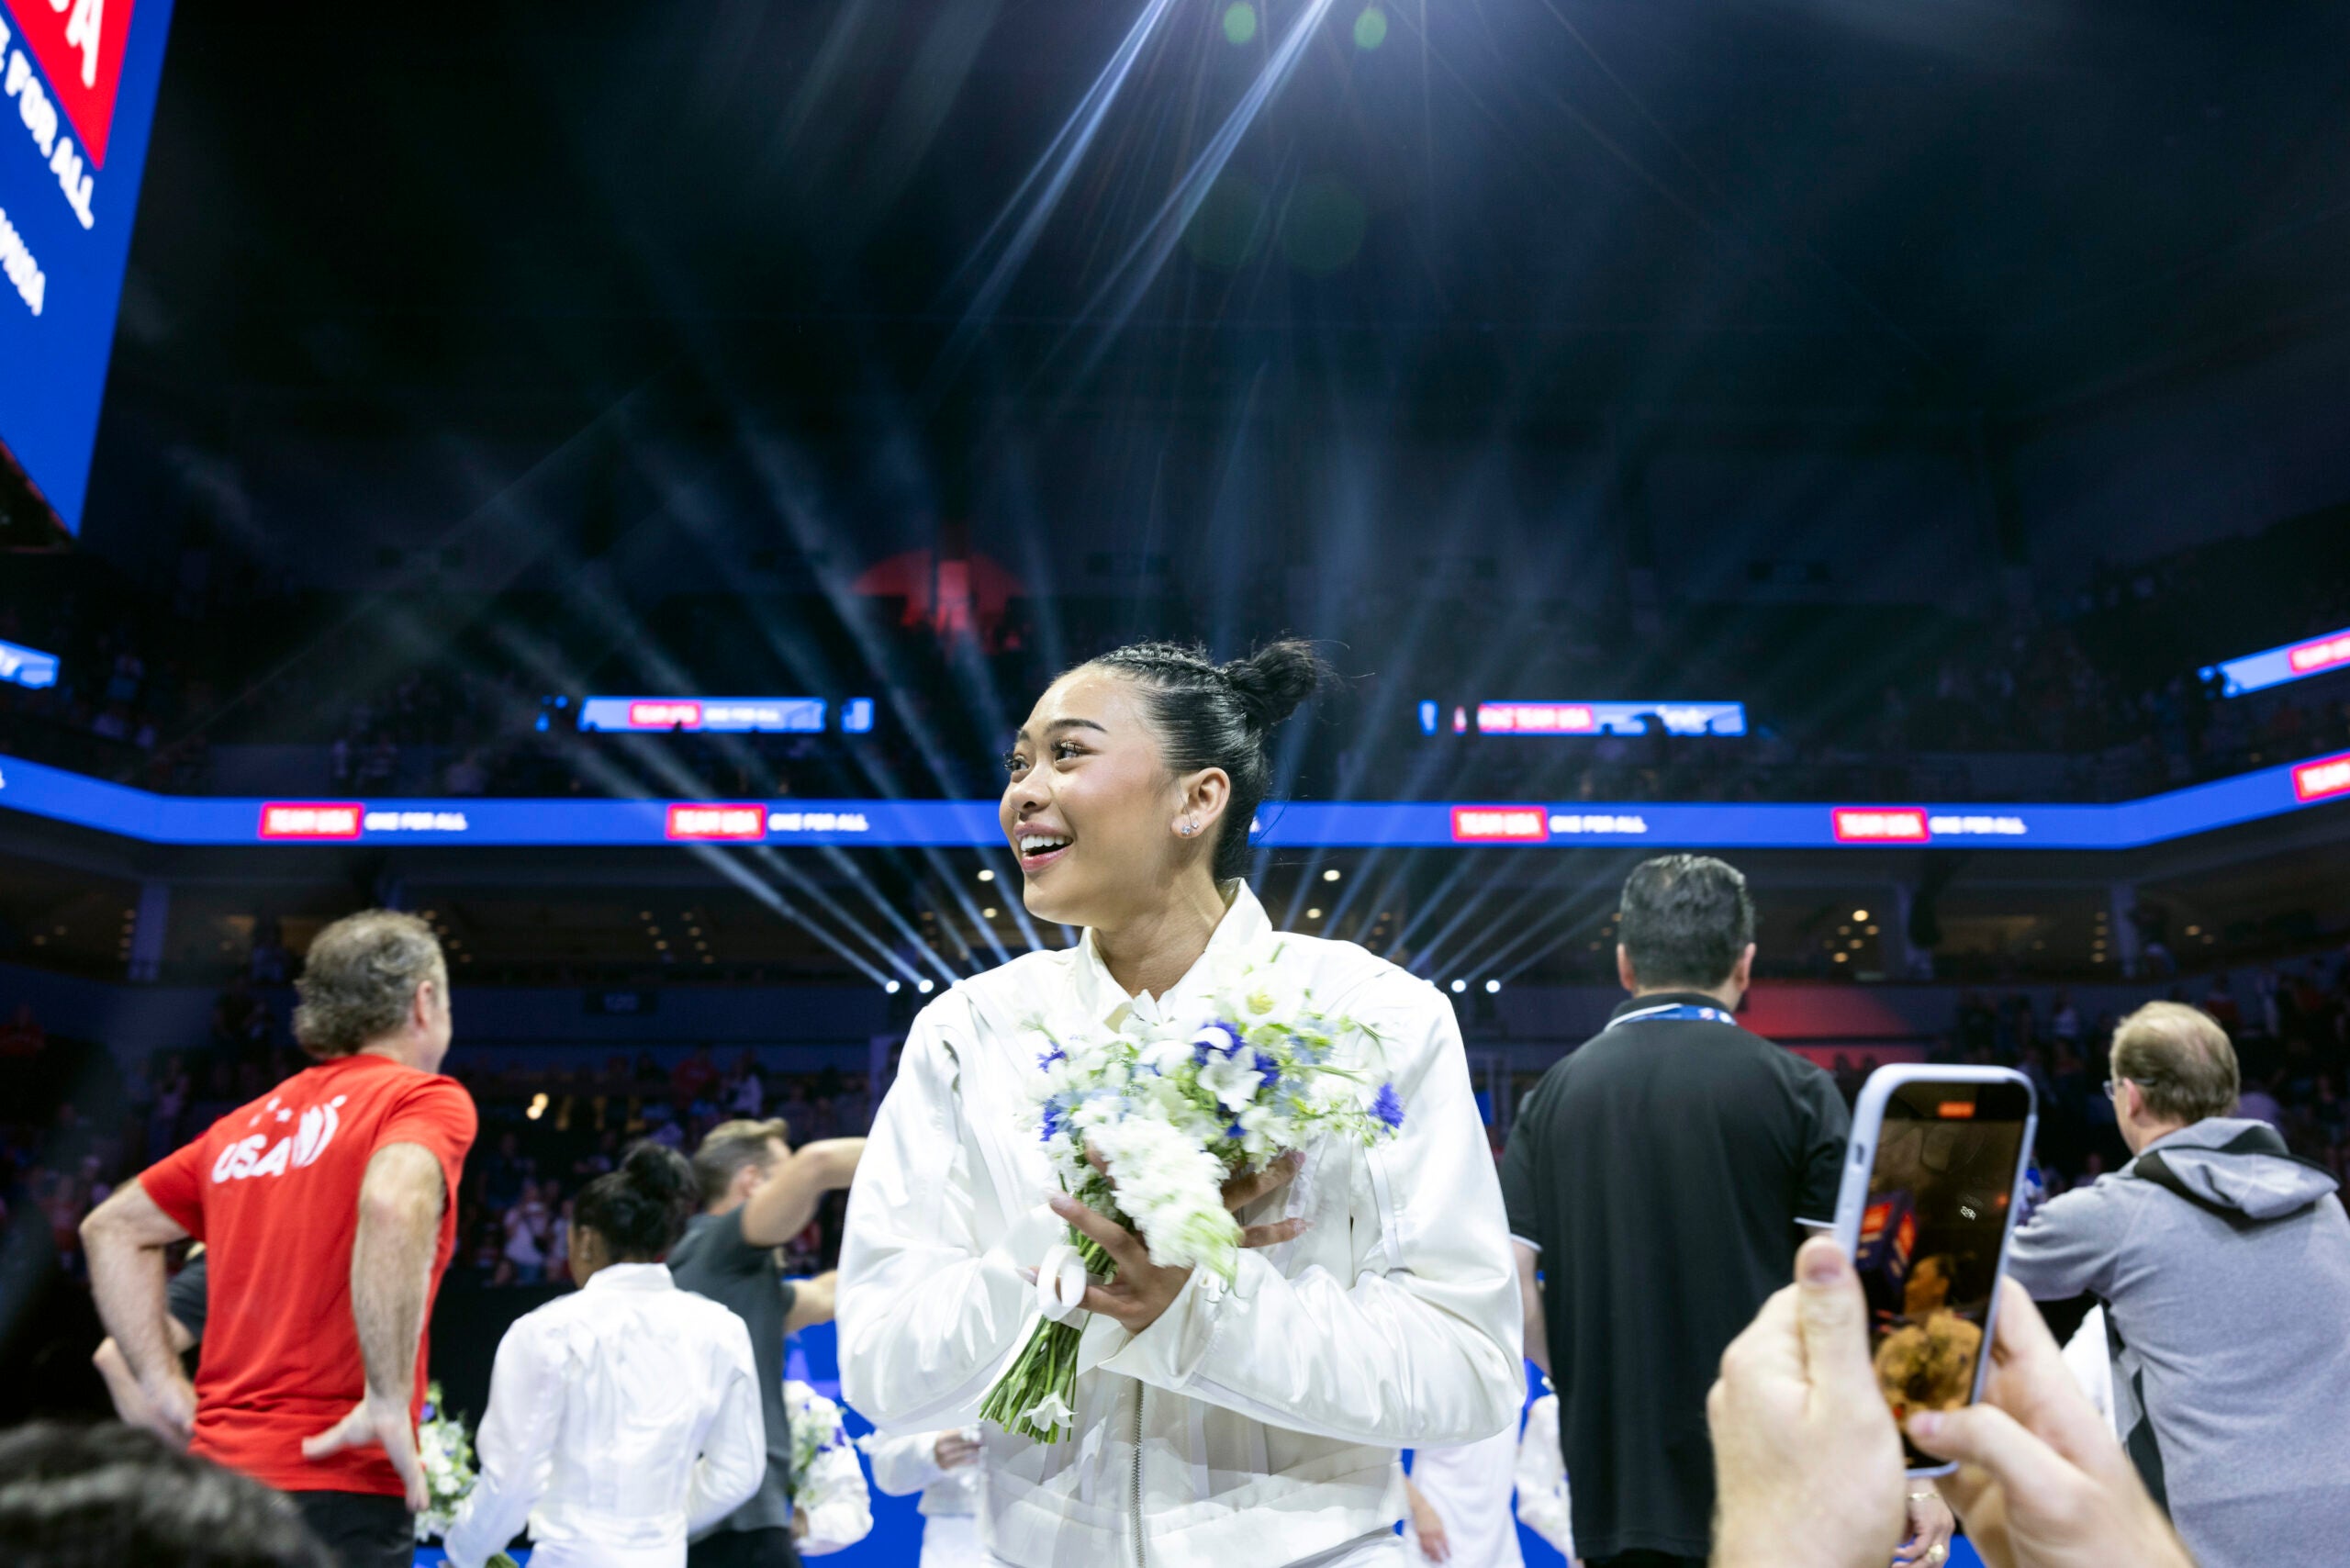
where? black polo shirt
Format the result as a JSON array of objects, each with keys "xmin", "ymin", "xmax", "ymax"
[{"xmin": 1500, "ymin": 991, "xmax": 1851, "ymax": 1562}]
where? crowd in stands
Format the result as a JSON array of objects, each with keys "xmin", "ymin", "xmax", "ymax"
[
  {"xmin": 6, "ymin": 509, "xmax": 2348, "ymax": 810},
  {"xmin": 1, "ymin": 982, "xmax": 874, "ymax": 1300},
  {"xmin": 1920, "ymin": 955, "xmax": 2350, "ymax": 1196},
  {"xmin": 10, "ymin": 940, "xmax": 2343, "ymax": 1310}
]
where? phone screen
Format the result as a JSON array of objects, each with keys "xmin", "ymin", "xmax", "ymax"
[{"xmin": 1853, "ymin": 1076, "xmax": 2034, "ymax": 1467}]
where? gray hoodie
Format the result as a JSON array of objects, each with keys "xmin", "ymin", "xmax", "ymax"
[{"xmin": 2009, "ymin": 1118, "xmax": 2350, "ymax": 1568}]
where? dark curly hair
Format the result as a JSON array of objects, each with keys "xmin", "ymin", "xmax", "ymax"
[
  {"xmin": 1080, "ymin": 640, "xmax": 1326, "ymax": 880},
  {"xmin": 574, "ymin": 1142, "xmax": 699, "ymax": 1262},
  {"xmin": 0, "ymin": 1422, "xmax": 332, "ymax": 1568}
]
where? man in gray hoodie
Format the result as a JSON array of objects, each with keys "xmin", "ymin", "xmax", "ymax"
[{"xmin": 2008, "ymin": 1000, "xmax": 2350, "ymax": 1568}]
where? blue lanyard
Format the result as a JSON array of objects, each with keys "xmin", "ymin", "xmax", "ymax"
[{"xmin": 1609, "ymin": 1002, "xmax": 1738, "ymax": 1029}]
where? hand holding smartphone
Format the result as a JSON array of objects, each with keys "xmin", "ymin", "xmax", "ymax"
[{"xmin": 1831, "ymin": 1066, "xmax": 2039, "ymax": 1475}]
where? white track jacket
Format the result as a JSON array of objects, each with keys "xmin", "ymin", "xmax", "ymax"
[{"xmin": 839, "ymin": 882, "xmax": 1522, "ymax": 1568}]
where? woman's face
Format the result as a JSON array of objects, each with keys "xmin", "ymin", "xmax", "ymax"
[{"xmin": 1001, "ymin": 670, "xmax": 1191, "ymax": 929}]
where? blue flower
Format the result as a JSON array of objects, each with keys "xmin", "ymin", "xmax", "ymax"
[
  {"xmin": 1251, "ymin": 1050, "xmax": 1280, "ymax": 1089},
  {"xmin": 1371, "ymin": 1082, "xmax": 1404, "ymax": 1130},
  {"xmin": 1036, "ymin": 1041, "xmax": 1067, "ymax": 1070},
  {"xmin": 1192, "ymin": 1022, "xmax": 1246, "ymax": 1063},
  {"xmin": 1225, "ymin": 1121, "xmax": 1246, "ymax": 1140}
]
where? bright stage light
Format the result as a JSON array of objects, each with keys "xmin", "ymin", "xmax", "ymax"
[
  {"xmin": 1353, "ymin": 7, "xmax": 1387, "ymax": 49},
  {"xmin": 885, "ymin": 980, "xmax": 902, "ymax": 994},
  {"xmin": 1484, "ymin": 979, "xmax": 1502, "ymax": 994},
  {"xmin": 1222, "ymin": 3, "xmax": 1257, "ymax": 44},
  {"xmin": 978, "ymin": 868, "xmax": 995, "ymax": 882},
  {"xmin": 1449, "ymin": 978, "xmax": 1467, "ymax": 993},
  {"xmin": 1853, "ymin": 909, "xmax": 1870, "ymax": 921},
  {"xmin": 1323, "ymin": 868, "xmax": 1340, "ymax": 881},
  {"xmin": 1306, "ymin": 908, "xmax": 1323, "ymax": 919},
  {"xmin": 916, "ymin": 978, "xmax": 935, "ymax": 994}
]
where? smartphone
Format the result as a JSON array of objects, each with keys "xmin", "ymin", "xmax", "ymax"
[{"xmin": 1831, "ymin": 1066, "xmax": 2038, "ymax": 1475}]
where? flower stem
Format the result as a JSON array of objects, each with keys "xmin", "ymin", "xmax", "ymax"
[{"xmin": 978, "ymin": 1225, "xmax": 1119, "ymax": 1442}]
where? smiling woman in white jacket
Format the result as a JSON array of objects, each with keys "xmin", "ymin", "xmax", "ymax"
[{"xmin": 839, "ymin": 642, "xmax": 1523, "ymax": 1568}]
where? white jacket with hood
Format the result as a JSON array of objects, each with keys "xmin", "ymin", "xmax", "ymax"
[{"xmin": 837, "ymin": 883, "xmax": 1523, "ymax": 1568}]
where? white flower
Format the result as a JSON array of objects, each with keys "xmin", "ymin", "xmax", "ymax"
[
  {"xmin": 1143, "ymin": 1036, "xmax": 1195, "ymax": 1077},
  {"xmin": 1197, "ymin": 1050, "xmax": 1266, "ymax": 1112},
  {"xmin": 1024, "ymin": 1390, "xmax": 1075, "ymax": 1432},
  {"xmin": 1225, "ymin": 961, "xmax": 1308, "ymax": 1025}
]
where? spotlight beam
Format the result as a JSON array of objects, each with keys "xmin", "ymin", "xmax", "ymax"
[
  {"xmin": 1045, "ymin": 0, "xmax": 1342, "ymax": 398},
  {"xmin": 733, "ymin": 424, "xmax": 1016, "ymax": 966},
  {"xmin": 931, "ymin": 0, "xmax": 1185, "ymax": 389},
  {"xmin": 479, "ymin": 545, "xmax": 924, "ymax": 982}
]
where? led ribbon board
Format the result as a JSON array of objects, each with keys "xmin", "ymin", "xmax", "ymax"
[
  {"xmin": 1472, "ymin": 701, "xmax": 1747, "ymax": 736},
  {"xmin": 0, "ymin": 0, "xmax": 175, "ymax": 533},
  {"xmin": 2201, "ymin": 625, "xmax": 2350, "ymax": 699},
  {"xmin": 578, "ymin": 696, "xmax": 830, "ymax": 734},
  {"xmin": 1, "ymin": 749, "xmax": 2344, "ymax": 850}
]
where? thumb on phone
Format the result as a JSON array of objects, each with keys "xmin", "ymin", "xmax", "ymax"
[
  {"xmin": 1907, "ymin": 1403, "xmax": 2060, "ymax": 1496},
  {"xmin": 1791, "ymin": 1238, "xmax": 1876, "ymax": 1406}
]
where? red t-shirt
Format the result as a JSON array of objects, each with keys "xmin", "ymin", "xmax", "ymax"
[{"xmin": 140, "ymin": 1051, "xmax": 476, "ymax": 1495}]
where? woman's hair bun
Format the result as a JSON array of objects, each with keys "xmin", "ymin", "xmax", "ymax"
[
  {"xmin": 1217, "ymin": 640, "xmax": 1326, "ymax": 731},
  {"xmin": 621, "ymin": 1141, "xmax": 693, "ymax": 1204}
]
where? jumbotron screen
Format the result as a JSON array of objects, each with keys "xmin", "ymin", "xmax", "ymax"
[{"xmin": 0, "ymin": 0, "xmax": 175, "ymax": 534}]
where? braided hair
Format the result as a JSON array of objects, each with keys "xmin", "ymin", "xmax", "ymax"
[{"xmin": 1080, "ymin": 640, "xmax": 1326, "ymax": 880}]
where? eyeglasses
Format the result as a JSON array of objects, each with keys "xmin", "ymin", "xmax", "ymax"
[{"xmin": 2103, "ymin": 1077, "xmax": 2143, "ymax": 1099}]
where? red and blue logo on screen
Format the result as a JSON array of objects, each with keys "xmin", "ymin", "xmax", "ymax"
[{"xmin": 2, "ymin": 0, "xmax": 138, "ymax": 165}]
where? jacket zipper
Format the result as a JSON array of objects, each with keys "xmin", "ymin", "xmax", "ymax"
[{"xmin": 1131, "ymin": 1383, "xmax": 1147, "ymax": 1568}]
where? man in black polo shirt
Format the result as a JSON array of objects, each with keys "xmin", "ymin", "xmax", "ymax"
[
  {"xmin": 670, "ymin": 1118, "xmax": 864, "ymax": 1568},
  {"xmin": 1503, "ymin": 856, "xmax": 1945, "ymax": 1568}
]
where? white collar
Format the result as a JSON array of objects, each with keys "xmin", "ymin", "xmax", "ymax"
[
  {"xmin": 1070, "ymin": 880, "xmax": 1271, "ymax": 1029},
  {"xmin": 583, "ymin": 1261, "xmax": 674, "ymax": 1293}
]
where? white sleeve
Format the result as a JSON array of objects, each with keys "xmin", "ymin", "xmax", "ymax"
[
  {"xmin": 858, "ymin": 1429, "xmax": 949, "ymax": 1496},
  {"xmin": 1098, "ymin": 983, "xmax": 1524, "ymax": 1447},
  {"xmin": 1513, "ymin": 1394, "xmax": 1575, "ymax": 1560},
  {"xmin": 442, "ymin": 1317, "xmax": 560, "ymax": 1568},
  {"xmin": 793, "ymin": 1439, "xmax": 875, "ymax": 1555},
  {"xmin": 687, "ymin": 1315, "xmax": 768, "ymax": 1535},
  {"xmin": 837, "ymin": 1002, "xmax": 1065, "ymax": 1428}
]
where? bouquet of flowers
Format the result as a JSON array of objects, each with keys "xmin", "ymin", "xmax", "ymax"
[
  {"xmin": 411, "ymin": 1381, "xmax": 480, "ymax": 1544},
  {"xmin": 787, "ymin": 1380, "xmax": 852, "ymax": 1506},
  {"xmin": 786, "ymin": 1380, "xmax": 872, "ymax": 1555},
  {"xmin": 979, "ymin": 945, "xmax": 1404, "ymax": 1442}
]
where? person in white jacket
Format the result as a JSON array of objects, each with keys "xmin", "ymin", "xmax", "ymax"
[
  {"xmin": 442, "ymin": 1145, "xmax": 766, "ymax": 1568},
  {"xmin": 839, "ymin": 641, "xmax": 1524, "ymax": 1568},
  {"xmin": 861, "ymin": 1428, "xmax": 987, "ymax": 1567}
]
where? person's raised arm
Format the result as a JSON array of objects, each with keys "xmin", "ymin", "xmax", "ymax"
[
  {"xmin": 1095, "ymin": 984, "xmax": 1524, "ymax": 1447},
  {"xmin": 1513, "ymin": 1241, "xmax": 1550, "ymax": 1378},
  {"xmin": 301, "ymin": 1142, "xmax": 443, "ymax": 1509},
  {"xmin": 783, "ymin": 1270, "xmax": 837, "ymax": 1335},
  {"xmin": 738, "ymin": 1137, "xmax": 866, "ymax": 1249},
  {"xmin": 441, "ymin": 1318, "xmax": 561, "ymax": 1568},
  {"xmin": 837, "ymin": 1001, "xmax": 1067, "ymax": 1429},
  {"xmin": 82, "ymin": 1182, "xmax": 195, "ymax": 1439}
]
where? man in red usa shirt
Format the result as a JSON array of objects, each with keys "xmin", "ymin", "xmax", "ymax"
[{"xmin": 83, "ymin": 911, "xmax": 477, "ymax": 1568}]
